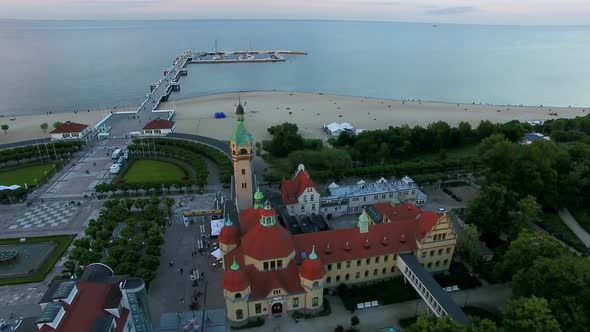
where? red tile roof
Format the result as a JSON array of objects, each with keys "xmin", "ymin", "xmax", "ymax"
[
  {"xmin": 36, "ymin": 281, "xmax": 127, "ymax": 332},
  {"xmin": 50, "ymin": 121, "xmax": 88, "ymax": 134},
  {"xmin": 219, "ymin": 223, "xmax": 241, "ymax": 245},
  {"xmin": 223, "ymin": 264, "xmax": 250, "ymax": 292},
  {"xmin": 281, "ymin": 169, "xmax": 319, "ymax": 204},
  {"xmin": 241, "ymin": 221, "xmax": 295, "ymax": 261},
  {"xmin": 143, "ymin": 118, "xmax": 175, "ymax": 130},
  {"xmin": 238, "ymin": 208, "xmax": 264, "ymax": 234},
  {"xmin": 299, "ymin": 255, "xmax": 326, "ymax": 281}
]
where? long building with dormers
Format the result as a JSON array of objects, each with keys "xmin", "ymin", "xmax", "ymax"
[{"xmin": 219, "ymin": 103, "xmax": 458, "ymax": 327}]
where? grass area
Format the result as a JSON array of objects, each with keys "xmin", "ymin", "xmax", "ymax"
[
  {"xmin": 570, "ymin": 209, "xmax": 590, "ymax": 234},
  {"xmin": 539, "ymin": 212, "xmax": 587, "ymax": 253},
  {"xmin": 337, "ymin": 277, "xmax": 420, "ymax": 312},
  {"xmin": 0, "ymin": 163, "xmax": 55, "ymax": 186},
  {"xmin": 0, "ymin": 235, "xmax": 75, "ymax": 285},
  {"xmin": 121, "ymin": 159, "xmax": 188, "ymax": 184}
]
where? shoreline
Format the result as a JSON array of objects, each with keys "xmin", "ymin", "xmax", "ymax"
[{"xmin": 1, "ymin": 91, "xmax": 587, "ymax": 145}]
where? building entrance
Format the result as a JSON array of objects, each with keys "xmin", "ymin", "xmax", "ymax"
[{"xmin": 271, "ymin": 302, "xmax": 283, "ymax": 315}]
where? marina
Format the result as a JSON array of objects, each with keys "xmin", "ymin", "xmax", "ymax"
[{"xmin": 189, "ymin": 50, "xmax": 306, "ymax": 64}]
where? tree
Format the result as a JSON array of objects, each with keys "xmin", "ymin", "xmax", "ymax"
[
  {"xmin": 264, "ymin": 122, "xmax": 305, "ymax": 157},
  {"xmin": 476, "ymin": 120, "xmax": 497, "ymax": 140},
  {"xmin": 467, "ymin": 318, "xmax": 498, "ymax": 332},
  {"xmin": 502, "ymin": 297, "xmax": 561, "ymax": 332},
  {"xmin": 135, "ymin": 198, "xmax": 148, "ymax": 212},
  {"xmin": 40, "ymin": 122, "xmax": 48, "ymax": 133},
  {"xmin": 52, "ymin": 121, "xmax": 63, "ymax": 129},
  {"xmin": 1, "ymin": 124, "xmax": 8, "ymax": 134},
  {"xmin": 124, "ymin": 199, "xmax": 135, "ymax": 214},
  {"xmin": 514, "ymin": 195, "xmax": 542, "ymax": 235},
  {"xmin": 334, "ymin": 326, "xmax": 345, "ymax": 332},
  {"xmin": 164, "ymin": 197, "xmax": 175, "ymax": 215},
  {"xmin": 406, "ymin": 316, "xmax": 464, "ymax": 332},
  {"xmin": 351, "ymin": 316, "xmax": 360, "ymax": 327},
  {"xmin": 495, "ymin": 231, "xmax": 565, "ymax": 281},
  {"xmin": 466, "ymin": 184, "xmax": 511, "ymax": 242},
  {"xmin": 456, "ymin": 224, "xmax": 481, "ymax": 266}
]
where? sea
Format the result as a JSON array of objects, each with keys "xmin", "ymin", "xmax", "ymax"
[{"xmin": 1, "ymin": 19, "xmax": 590, "ymax": 116}]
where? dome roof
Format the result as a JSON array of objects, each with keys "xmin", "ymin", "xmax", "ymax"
[
  {"xmin": 241, "ymin": 202, "xmax": 295, "ymax": 260},
  {"xmin": 299, "ymin": 246, "xmax": 326, "ymax": 281},
  {"xmin": 236, "ymin": 103, "xmax": 245, "ymax": 115},
  {"xmin": 219, "ymin": 216, "xmax": 241, "ymax": 245},
  {"xmin": 223, "ymin": 257, "xmax": 250, "ymax": 292}
]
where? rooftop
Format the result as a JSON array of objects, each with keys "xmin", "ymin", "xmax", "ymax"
[
  {"xmin": 324, "ymin": 177, "xmax": 420, "ymax": 200},
  {"xmin": 50, "ymin": 121, "xmax": 88, "ymax": 134},
  {"xmin": 143, "ymin": 118, "xmax": 175, "ymax": 130}
]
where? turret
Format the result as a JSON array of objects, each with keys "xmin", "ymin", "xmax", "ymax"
[
  {"xmin": 219, "ymin": 216, "xmax": 241, "ymax": 268},
  {"xmin": 253, "ymin": 187, "xmax": 264, "ymax": 209},
  {"xmin": 222, "ymin": 257, "xmax": 251, "ymax": 323}
]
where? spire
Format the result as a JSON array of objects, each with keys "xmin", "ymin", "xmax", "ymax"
[
  {"xmin": 309, "ymin": 245, "xmax": 318, "ymax": 260},
  {"xmin": 358, "ymin": 210, "xmax": 369, "ymax": 234},
  {"xmin": 231, "ymin": 257, "xmax": 240, "ymax": 271},
  {"xmin": 253, "ymin": 187, "xmax": 264, "ymax": 209},
  {"xmin": 235, "ymin": 99, "xmax": 245, "ymax": 122},
  {"xmin": 225, "ymin": 216, "xmax": 233, "ymax": 227}
]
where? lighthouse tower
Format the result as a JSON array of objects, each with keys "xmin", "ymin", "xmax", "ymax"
[{"xmin": 230, "ymin": 102, "xmax": 254, "ymax": 210}]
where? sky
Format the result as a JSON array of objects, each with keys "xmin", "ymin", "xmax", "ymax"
[{"xmin": 1, "ymin": 0, "xmax": 590, "ymax": 25}]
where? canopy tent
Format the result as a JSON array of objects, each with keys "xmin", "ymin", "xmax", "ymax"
[
  {"xmin": 0, "ymin": 185, "xmax": 21, "ymax": 191},
  {"xmin": 210, "ymin": 218, "xmax": 224, "ymax": 237},
  {"xmin": 210, "ymin": 248, "xmax": 222, "ymax": 260}
]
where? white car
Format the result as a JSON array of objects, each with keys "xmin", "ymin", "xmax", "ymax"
[{"xmin": 438, "ymin": 207, "xmax": 446, "ymax": 213}]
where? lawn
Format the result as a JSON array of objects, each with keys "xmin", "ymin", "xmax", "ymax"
[
  {"xmin": 570, "ymin": 209, "xmax": 590, "ymax": 234},
  {"xmin": 0, "ymin": 235, "xmax": 75, "ymax": 285},
  {"xmin": 539, "ymin": 212, "xmax": 587, "ymax": 253},
  {"xmin": 121, "ymin": 159, "xmax": 187, "ymax": 184},
  {"xmin": 0, "ymin": 163, "xmax": 55, "ymax": 187}
]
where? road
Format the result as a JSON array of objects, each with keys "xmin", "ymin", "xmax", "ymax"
[{"xmin": 559, "ymin": 209, "xmax": 590, "ymax": 248}]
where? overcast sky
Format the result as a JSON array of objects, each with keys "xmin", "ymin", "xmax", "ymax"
[{"xmin": 2, "ymin": 0, "xmax": 590, "ymax": 25}]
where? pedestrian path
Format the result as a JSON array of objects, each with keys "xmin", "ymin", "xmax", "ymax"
[
  {"xmin": 8, "ymin": 202, "xmax": 79, "ymax": 230},
  {"xmin": 559, "ymin": 209, "xmax": 590, "ymax": 248}
]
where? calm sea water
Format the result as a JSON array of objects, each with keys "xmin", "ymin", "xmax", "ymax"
[{"xmin": 1, "ymin": 20, "xmax": 590, "ymax": 115}]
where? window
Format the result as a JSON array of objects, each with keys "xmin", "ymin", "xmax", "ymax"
[
  {"xmin": 427, "ymin": 262, "xmax": 432, "ymax": 268},
  {"xmin": 235, "ymin": 293, "xmax": 242, "ymax": 299},
  {"xmin": 313, "ymin": 281, "xmax": 319, "ymax": 288},
  {"xmin": 442, "ymin": 233, "xmax": 447, "ymax": 240},
  {"xmin": 312, "ymin": 203, "xmax": 316, "ymax": 210},
  {"xmin": 363, "ymin": 197, "xmax": 367, "ymax": 201},
  {"xmin": 421, "ymin": 252, "xmax": 426, "ymax": 258},
  {"xmin": 270, "ymin": 261, "xmax": 276, "ymax": 269},
  {"xmin": 382, "ymin": 268, "xmax": 387, "ymax": 274},
  {"xmin": 301, "ymin": 205, "xmax": 305, "ymax": 211},
  {"xmin": 430, "ymin": 250, "xmax": 434, "ymax": 257},
  {"xmin": 241, "ymin": 183, "xmax": 247, "ymax": 189},
  {"xmin": 374, "ymin": 195, "xmax": 378, "ymax": 200},
  {"xmin": 346, "ymin": 261, "xmax": 351, "ymax": 268},
  {"xmin": 389, "ymin": 193, "xmax": 393, "ymax": 198},
  {"xmin": 241, "ymin": 169, "xmax": 245, "ymax": 175},
  {"xmin": 366, "ymin": 258, "xmax": 370, "ymax": 265},
  {"xmin": 435, "ymin": 261, "xmax": 440, "ymax": 267},
  {"xmin": 290, "ymin": 206, "xmax": 294, "ymax": 212},
  {"xmin": 391, "ymin": 266, "xmax": 395, "ymax": 273},
  {"xmin": 375, "ymin": 256, "xmax": 380, "ymax": 263},
  {"xmin": 443, "ymin": 259, "xmax": 449, "ymax": 265},
  {"xmin": 273, "ymin": 289, "xmax": 281, "ymax": 295},
  {"xmin": 293, "ymin": 298, "xmax": 299, "ymax": 308},
  {"xmin": 277, "ymin": 260, "xmax": 283, "ymax": 268},
  {"xmin": 446, "ymin": 247, "xmax": 451, "ymax": 254},
  {"xmin": 327, "ymin": 277, "xmax": 332, "ymax": 283},
  {"xmin": 255, "ymin": 303, "xmax": 262, "ymax": 314},
  {"xmin": 438, "ymin": 249, "xmax": 443, "ymax": 256},
  {"xmin": 357, "ymin": 260, "xmax": 361, "ymax": 266},
  {"xmin": 310, "ymin": 195, "xmax": 315, "ymax": 201},
  {"xmin": 381, "ymin": 194, "xmax": 386, "ymax": 199},
  {"xmin": 327, "ymin": 264, "xmax": 332, "ymax": 271},
  {"xmin": 336, "ymin": 275, "xmax": 340, "ymax": 282},
  {"xmin": 345, "ymin": 274, "xmax": 350, "ymax": 281},
  {"xmin": 263, "ymin": 262, "xmax": 269, "ymax": 270},
  {"xmin": 373, "ymin": 269, "xmax": 378, "ymax": 276},
  {"xmin": 312, "ymin": 297, "xmax": 319, "ymax": 307},
  {"xmin": 384, "ymin": 255, "xmax": 389, "ymax": 262},
  {"xmin": 303, "ymin": 195, "xmax": 307, "ymax": 202},
  {"xmin": 355, "ymin": 272, "xmax": 360, "ymax": 279},
  {"xmin": 308, "ymin": 187, "xmax": 312, "ymax": 192},
  {"xmin": 337, "ymin": 263, "xmax": 342, "ymax": 270},
  {"xmin": 236, "ymin": 309, "xmax": 243, "ymax": 320},
  {"xmin": 364, "ymin": 270, "xmax": 369, "ymax": 277}
]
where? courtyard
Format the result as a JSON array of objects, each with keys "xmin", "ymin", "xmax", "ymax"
[
  {"xmin": 121, "ymin": 159, "xmax": 188, "ymax": 184},
  {"xmin": 0, "ymin": 163, "xmax": 56, "ymax": 187}
]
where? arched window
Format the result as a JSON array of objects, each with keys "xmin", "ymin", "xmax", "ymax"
[
  {"xmin": 364, "ymin": 270, "xmax": 369, "ymax": 277},
  {"xmin": 382, "ymin": 268, "xmax": 387, "ymax": 274},
  {"xmin": 336, "ymin": 275, "xmax": 340, "ymax": 282},
  {"xmin": 240, "ymin": 148, "xmax": 248, "ymax": 154},
  {"xmin": 427, "ymin": 262, "xmax": 432, "ymax": 268},
  {"xmin": 345, "ymin": 274, "xmax": 350, "ymax": 281},
  {"xmin": 326, "ymin": 276, "xmax": 332, "ymax": 283},
  {"xmin": 390, "ymin": 266, "xmax": 395, "ymax": 273},
  {"xmin": 235, "ymin": 293, "xmax": 242, "ymax": 299},
  {"xmin": 236, "ymin": 309, "xmax": 243, "ymax": 320},
  {"xmin": 312, "ymin": 281, "xmax": 319, "ymax": 288},
  {"xmin": 373, "ymin": 269, "xmax": 378, "ymax": 276}
]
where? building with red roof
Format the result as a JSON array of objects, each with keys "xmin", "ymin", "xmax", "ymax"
[
  {"xmin": 220, "ymin": 189, "xmax": 457, "ymax": 327},
  {"xmin": 281, "ymin": 164, "xmax": 320, "ymax": 216},
  {"xmin": 34, "ymin": 263, "xmax": 152, "ymax": 332},
  {"xmin": 142, "ymin": 118, "xmax": 176, "ymax": 136},
  {"xmin": 50, "ymin": 121, "xmax": 90, "ymax": 141}
]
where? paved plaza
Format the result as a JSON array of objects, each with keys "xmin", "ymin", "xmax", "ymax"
[{"xmin": 8, "ymin": 202, "xmax": 79, "ymax": 230}]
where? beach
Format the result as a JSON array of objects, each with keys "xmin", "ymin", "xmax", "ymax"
[
  {"xmin": 0, "ymin": 108, "xmax": 132, "ymax": 145},
  {"xmin": 164, "ymin": 91, "xmax": 587, "ymax": 142},
  {"xmin": 1, "ymin": 91, "xmax": 587, "ymax": 145}
]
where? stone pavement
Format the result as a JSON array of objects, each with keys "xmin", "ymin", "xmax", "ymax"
[
  {"xmin": 8, "ymin": 202, "xmax": 79, "ymax": 230},
  {"xmin": 559, "ymin": 209, "xmax": 590, "ymax": 248},
  {"xmin": 247, "ymin": 284, "xmax": 512, "ymax": 332}
]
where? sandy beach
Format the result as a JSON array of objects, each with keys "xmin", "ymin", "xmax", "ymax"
[
  {"xmin": 0, "ymin": 107, "xmax": 133, "ymax": 145},
  {"xmin": 164, "ymin": 91, "xmax": 588, "ymax": 142},
  {"xmin": 1, "ymin": 91, "xmax": 587, "ymax": 145}
]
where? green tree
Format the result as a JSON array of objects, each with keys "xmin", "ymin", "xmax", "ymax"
[
  {"xmin": 52, "ymin": 121, "xmax": 63, "ymax": 129},
  {"xmin": 467, "ymin": 318, "xmax": 498, "ymax": 332},
  {"xmin": 456, "ymin": 224, "xmax": 481, "ymax": 266},
  {"xmin": 466, "ymin": 184, "xmax": 511, "ymax": 241},
  {"xmin": 164, "ymin": 197, "xmax": 175, "ymax": 215},
  {"xmin": 476, "ymin": 120, "xmax": 497, "ymax": 140},
  {"xmin": 1, "ymin": 124, "xmax": 8, "ymax": 134},
  {"xmin": 478, "ymin": 134, "xmax": 518, "ymax": 185},
  {"xmin": 406, "ymin": 316, "xmax": 464, "ymax": 332},
  {"xmin": 124, "ymin": 199, "xmax": 135, "ymax": 214},
  {"xmin": 502, "ymin": 297, "xmax": 561, "ymax": 332},
  {"xmin": 135, "ymin": 198, "xmax": 148, "ymax": 212},
  {"xmin": 264, "ymin": 122, "xmax": 305, "ymax": 157},
  {"xmin": 514, "ymin": 195, "xmax": 542, "ymax": 235},
  {"xmin": 40, "ymin": 122, "xmax": 48, "ymax": 133}
]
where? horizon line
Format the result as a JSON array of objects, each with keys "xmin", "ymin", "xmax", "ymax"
[{"xmin": 1, "ymin": 18, "xmax": 589, "ymax": 28}]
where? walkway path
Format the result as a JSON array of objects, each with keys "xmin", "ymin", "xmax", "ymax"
[
  {"xmin": 248, "ymin": 284, "xmax": 511, "ymax": 332},
  {"xmin": 558, "ymin": 209, "xmax": 590, "ymax": 248}
]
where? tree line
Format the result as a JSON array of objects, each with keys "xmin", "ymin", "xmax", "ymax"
[{"xmin": 0, "ymin": 140, "xmax": 84, "ymax": 166}]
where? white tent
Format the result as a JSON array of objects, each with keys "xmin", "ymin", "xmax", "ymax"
[
  {"xmin": 210, "ymin": 248, "xmax": 222, "ymax": 260},
  {"xmin": 0, "ymin": 185, "xmax": 21, "ymax": 191},
  {"xmin": 210, "ymin": 218, "xmax": 224, "ymax": 236},
  {"xmin": 356, "ymin": 179, "xmax": 366, "ymax": 185},
  {"xmin": 340, "ymin": 122, "xmax": 354, "ymax": 130},
  {"xmin": 328, "ymin": 182, "xmax": 339, "ymax": 189}
]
